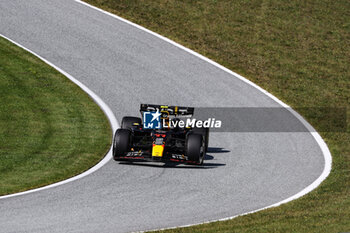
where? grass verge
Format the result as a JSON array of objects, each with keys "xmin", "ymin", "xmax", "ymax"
[
  {"xmin": 0, "ymin": 36, "xmax": 111, "ymax": 196},
  {"xmin": 83, "ymin": 0, "xmax": 349, "ymax": 232}
]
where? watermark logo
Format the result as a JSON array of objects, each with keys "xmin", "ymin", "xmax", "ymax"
[
  {"xmin": 163, "ymin": 118, "xmax": 222, "ymax": 129},
  {"xmin": 140, "ymin": 107, "xmax": 346, "ymax": 132},
  {"xmin": 143, "ymin": 110, "xmax": 161, "ymax": 129}
]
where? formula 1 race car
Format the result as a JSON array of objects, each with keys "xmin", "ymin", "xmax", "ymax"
[{"xmin": 112, "ymin": 104, "xmax": 209, "ymax": 165}]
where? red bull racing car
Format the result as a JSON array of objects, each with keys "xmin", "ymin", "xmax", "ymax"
[{"xmin": 112, "ymin": 104, "xmax": 209, "ymax": 165}]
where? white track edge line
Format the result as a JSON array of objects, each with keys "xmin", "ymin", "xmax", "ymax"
[
  {"xmin": 73, "ymin": 1, "xmax": 332, "ymax": 232},
  {"xmin": 0, "ymin": 34, "xmax": 119, "ymax": 200}
]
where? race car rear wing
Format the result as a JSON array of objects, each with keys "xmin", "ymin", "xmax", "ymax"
[{"xmin": 140, "ymin": 104, "xmax": 194, "ymax": 117}]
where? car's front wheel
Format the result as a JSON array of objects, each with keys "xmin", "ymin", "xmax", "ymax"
[
  {"xmin": 192, "ymin": 127, "xmax": 209, "ymax": 151},
  {"xmin": 113, "ymin": 129, "xmax": 131, "ymax": 161},
  {"xmin": 186, "ymin": 133, "xmax": 205, "ymax": 165}
]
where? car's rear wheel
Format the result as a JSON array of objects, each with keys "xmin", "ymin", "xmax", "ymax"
[
  {"xmin": 121, "ymin": 116, "xmax": 141, "ymax": 129},
  {"xmin": 186, "ymin": 133, "xmax": 204, "ymax": 165},
  {"xmin": 113, "ymin": 129, "xmax": 131, "ymax": 161}
]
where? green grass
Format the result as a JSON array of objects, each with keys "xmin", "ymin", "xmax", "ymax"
[
  {"xmin": 83, "ymin": 0, "xmax": 349, "ymax": 232},
  {"xmin": 0, "ymin": 36, "xmax": 111, "ymax": 195}
]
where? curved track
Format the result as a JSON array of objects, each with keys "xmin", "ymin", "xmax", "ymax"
[{"xmin": 0, "ymin": 0, "xmax": 328, "ymax": 232}]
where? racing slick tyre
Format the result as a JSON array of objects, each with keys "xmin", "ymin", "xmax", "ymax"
[
  {"xmin": 121, "ymin": 116, "xmax": 142, "ymax": 129},
  {"xmin": 186, "ymin": 133, "xmax": 205, "ymax": 165},
  {"xmin": 113, "ymin": 129, "xmax": 131, "ymax": 161},
  {"xmin": 192, "ymin": 127, "xmax": 209, "ymax": 151}
]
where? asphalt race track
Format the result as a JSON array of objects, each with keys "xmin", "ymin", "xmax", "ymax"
[{"xmin": 0, "ymin": 1, "xmax": 327, "ymax": 232}]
